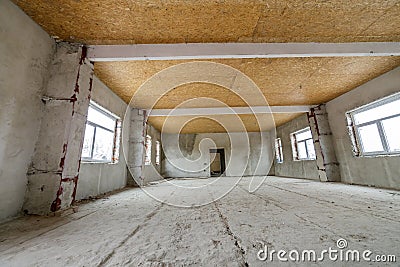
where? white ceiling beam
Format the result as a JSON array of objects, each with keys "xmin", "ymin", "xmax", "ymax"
[
  {"xmin": 87, "ymin": 42, "xmax": 400, "ymax": 61},
  {"xmin": 147, "ymin": 106, "xmax": 311, "ymax": 117}
]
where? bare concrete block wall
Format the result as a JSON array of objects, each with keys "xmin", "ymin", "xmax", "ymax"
[
  {"xmin": 275, "ymin": 114, "xmax": 320, "ymax": 180},
  {"xmin": 23, "ymin": 43, "xmax": 93, "ymax": 214},
  {"xmin": 326, "ymin": 67, "xmax": 400, "ymax": 190},
  {"xmin": 0, "ymin": 0, "xmax": 55, "ymax": 221},
  {"xmin": 126, "ymin": 111, "xmax": 164, "ymax": 186},
  {"xmin": 126, "ymin": 108, "xmax": 146, "ymax": 186},
  {"xmin": 308, "ymin": 104, "xmax": 341, "ymax": 182},
  {"xmin": 76, "ymin": 76, "xmax": 129, "ymax": 200}
]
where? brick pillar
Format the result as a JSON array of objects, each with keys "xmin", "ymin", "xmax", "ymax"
[
  {"xmin": 308, "ymin": 104, "xmax": 341, "ymax": 182},
  {"xmin": 126, "ymin": 108, "xmax": 146, "ymax": 186},
  {"xmin": 23, "ymin": 43, "xmax": 93, "ymax": 214}
]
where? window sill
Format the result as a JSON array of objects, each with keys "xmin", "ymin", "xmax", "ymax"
[
  {"xmin": 293, "ymin": 158, "xmax": 316, "ymax": 162},
  {"xmin": 81, "ymin": 160, "xmax": 119, "ymax": 165},
  {"xmin": 355, "ymin": 153, "xmax": 400, "ymax": 158}
]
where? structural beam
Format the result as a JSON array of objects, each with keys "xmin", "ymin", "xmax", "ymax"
[
  {"xmin": 147, "ymin": 106, "xmax": 311, "ymax": 117},
  {"xmin": 87, "ymin": 42, "xmax": 400, "ymax": 61}
]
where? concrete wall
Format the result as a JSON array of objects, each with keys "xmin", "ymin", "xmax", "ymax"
[
  {"xmin": 326, "ymin": 67, "xmax": 400, "ymax": 190},
  {"xmin": 0, "ymin": 0, "xmax": 54, "ymax": 221},
  {"xmin": 76, "ymin": 76, "xmax": 130, "ymax": 200},
  {"xmin": 275, "ymin": 114, "xmax": 320, "ymax": 180},
  {"xmin": 162, "ymin": 132, "xmax": 274, "ymax": 178}
]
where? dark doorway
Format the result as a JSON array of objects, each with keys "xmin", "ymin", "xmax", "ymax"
[{"xmin": 209, "ymin": 148, "xmax": 226, "ymax": 177}]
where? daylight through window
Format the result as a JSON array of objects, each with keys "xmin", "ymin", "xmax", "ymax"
[
  {"xmin": 275, "ymin": 138, "xmax": 283, "ymax": 163},
  {"xmin": 144, "ymin": 135, "xmax": 152, "ymax": 165},
  {"xmin": 81, "ymin": 102, "xmax": 120, "ymax": 163},
  {"xmin": 155, "ymin": 141, "xmax": 161, "ymax": 166},
  {"xmin": 347, "ymin": 93, "xmax": 400, "ymax": 156},
  {"xmin": 291, "ymin": 127, "xmax": 316, "ymax": 161}
]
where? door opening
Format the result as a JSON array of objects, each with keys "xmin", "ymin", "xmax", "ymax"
[{"xmin": 209, "ymin": 148, "xmax": 226, "ymax": 177}]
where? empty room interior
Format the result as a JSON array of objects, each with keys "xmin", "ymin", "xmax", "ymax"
[{"xmin": 1, "ymin": 0, "xmax": 400, "ymax": 266}]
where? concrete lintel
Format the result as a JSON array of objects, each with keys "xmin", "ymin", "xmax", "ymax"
[
  {"xmin": 147, "ymin": 106, "xmax": 311, "ymax": 117},
  {"xmin": 87, "ymin": 42, "xmax": 400, "ymax": 61}
]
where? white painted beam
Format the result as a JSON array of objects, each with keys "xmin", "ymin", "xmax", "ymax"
[
  {"xmin": 87, "ymin": 42, "xmax": 400, "ymax": 61},
  {"xmin": 147, "ymin": 106, "xmax": 311, "ymax": 117}
]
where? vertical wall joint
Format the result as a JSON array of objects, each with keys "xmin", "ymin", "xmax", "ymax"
[{"xmin": 308, "ymin": 104, "xmax": 341, "ymax": 182}]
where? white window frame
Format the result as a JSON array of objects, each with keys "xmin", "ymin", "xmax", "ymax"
[
  {"xmin": 346, "ymin": 92, "xmax": 400, "ymax": 157},
  {"xmin": 275, "ymin": 138, "xmax": 283, "ymax": 163},
  {"xmin": 291, "ymin": 127, "xmax": 316, "ymax": 161},
  {"xmin": 82, "ymin": 101, "xmax": 120, "ymax": 163}
]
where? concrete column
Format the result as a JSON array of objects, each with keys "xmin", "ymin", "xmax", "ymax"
[
  {"xmin": 308, "ymin": 104, "xmax": 341, "ymax": 182},
  {"xmin": 23, "ymin": 43, "xmax": 93, "ymax": 214},
  {"xmin": 127, "ymin": 108, "xmax": 146, "ymax": 186}
]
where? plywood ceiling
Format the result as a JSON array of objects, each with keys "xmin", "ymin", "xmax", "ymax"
[
  {"xmin": 148, "ymin": 113, "xmax": 302, "ymax": 133},
  {"xmin": 13, "ymin": 0, "xmax": 400, "ymax": 44},
  {"xmin": 95, "ymin": 56, "xmax": 400, "ymax": 133},
  {"xmin": 94, "ymin": 57, "xmax": 400, "ymax": 108},
  {"xmin": 13, "ymin": 0, "xmax": 400, "ymax": 133}
]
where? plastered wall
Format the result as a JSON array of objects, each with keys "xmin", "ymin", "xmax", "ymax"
[
  {"xmin": 162, "ymin": 132, "xmax": 274, "ymax": 178},
  {"xmin": 0, "ymin": 0, "xmax": 54, "ymax": 221},
  {"xmin": 326, "ymin": 67, "xmax": 400, "ymax": 190},
  {"xmin": 76, "ymin": 76, "xmax": 130, "ymax": 200}
]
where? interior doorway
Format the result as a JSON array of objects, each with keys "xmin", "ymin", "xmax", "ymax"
[{"xmin": 209, "ymin": 148, "xmax": 226, "ymax": 177}]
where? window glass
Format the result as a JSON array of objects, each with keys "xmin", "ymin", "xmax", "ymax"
[
  {"xmin": 347, "ymin": 93, "xmax": 400, "ymax": 157},
  {"xmin": 297, "ymin": 141, "xmax": 308, "ymax": 159},
  {"xmin": 296, "ymin": 130, "xmax": 312, "ymax": 141},
  {"xmin": 82, "ymin": 124, "xmax": 94, "ymax": 158},
  {"xmin": 92, "ymin": 127, "xmax": 114, "ymax": 161},
  {"xmin": 275, "ymin": 138, "xmax": 283, "ymax": 163},
  {"xmin": 382, "ymin": 116, "xmax": 400, "ymax": 152},
  {"xmin": 353, "ymin": 99, "xmax": 400, "ymax": 125},
  {"xmin": 144, "ymin": 135, "xmax": 152, "ymax": 165},
  {"xmin": 291, "ymin": 128, "xmax": 316, "ymax": 161},
  {"xmin": 358, "ymin": 124, "xmax": 384, "ymax": 153},
  {"xmin": 87, "ymin": 106, "xmax": 116, "ymax": 130},
  {"xmin": 306, "ymin": 139, "xmax": 316, "ymax": 159},
  {"xmin": 81, "ymin": 102, "xmax": 119, "ymax": 163},
  {"xmin": 155, "ymin": 141, "xmax": 161, "ymax": 165}
]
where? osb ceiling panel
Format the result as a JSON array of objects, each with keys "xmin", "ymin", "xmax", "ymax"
[
  {"xmin": 94, "ymin": 57, "xmax": 400, "ymax": 108},
  {"xmin": 147, "ymin": 113, "xmax": 302, "ymax": 133},
  {"xmin": 13, "ymin": 0, "xmax": 400, "ymax": 44}
]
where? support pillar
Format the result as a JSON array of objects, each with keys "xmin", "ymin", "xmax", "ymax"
[
  {"xmin": 126, "ymin": 108, "xmax": 146, "ymax": 186},
  {"xmin": 23, "ymin": 43, "xmax": 93, "ymax": 214},
  {"xmin": 308, "ymin": 104, "xmax": 341, "ymax": 182}
]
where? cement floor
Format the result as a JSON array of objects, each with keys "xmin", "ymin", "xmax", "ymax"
[{"xmin": 0, "ymin": 176, "xmax": 399, "ymax": 266}]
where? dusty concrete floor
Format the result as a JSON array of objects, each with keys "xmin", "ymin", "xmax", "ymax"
[{"xmin": 0, "ymin": 176, "xmax": 399, "ymax": 266}]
